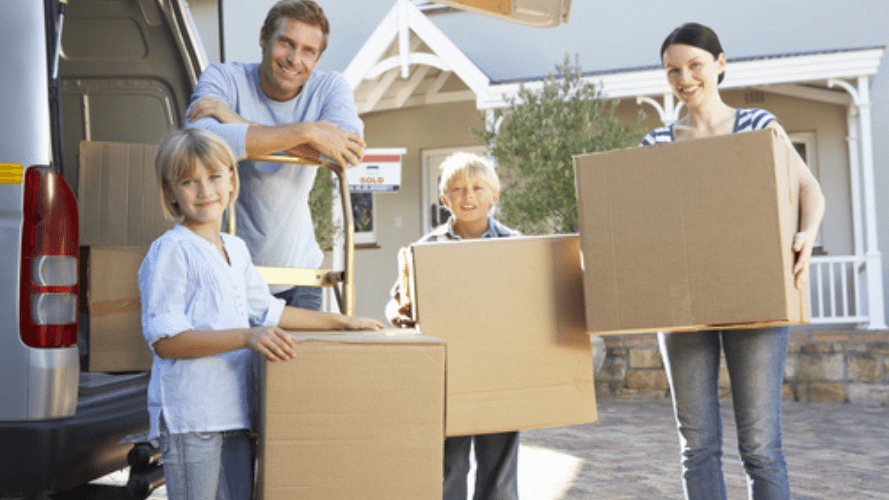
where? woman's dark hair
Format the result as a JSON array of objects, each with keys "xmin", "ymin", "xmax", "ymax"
[{"xmin": 660, "ymin": 22, "xmax": 725, "ymax": 83}]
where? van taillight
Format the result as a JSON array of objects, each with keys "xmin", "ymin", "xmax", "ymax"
[{"xmin": 20, "ymin": 167, "xmax": 79, "ymax": 348}]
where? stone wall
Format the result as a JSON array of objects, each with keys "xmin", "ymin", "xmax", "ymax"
[{"xmin": 595, "ymin": 328, "xmax": 889, "ymax": 405}]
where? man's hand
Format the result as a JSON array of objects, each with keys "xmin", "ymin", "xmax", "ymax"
[
  {"xmin": 187, "ymin": 96, "xmax": 249, "ymax": 125},
  {"xmin": 305, "ymin": 121, "xmax": 365, "ymax": 172},
  {"xmin": 238, "ymin": 118, "xmax": 365, "ymax": 170}
]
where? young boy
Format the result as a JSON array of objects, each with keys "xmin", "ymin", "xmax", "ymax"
[{"xmin": 386, "ymin": 151, "xmax": 520, "ymax": 500}]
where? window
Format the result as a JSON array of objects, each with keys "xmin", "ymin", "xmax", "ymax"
[{"xmin": 351, "ymin": 192, "xmax": 375, "ymax": 245}]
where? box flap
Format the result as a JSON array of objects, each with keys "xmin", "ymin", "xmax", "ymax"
[{"xmin": 285, "ymin": 329, "xmax": 443, "ymax": 346}]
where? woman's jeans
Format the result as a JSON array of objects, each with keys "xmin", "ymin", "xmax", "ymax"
[
  {"xmin": 659, "ymin": 327, "xmax": 790, "ymax": 500},
  {"xmin": 158, "ymin": 416, "xmax": 253, "ymax": 500}
]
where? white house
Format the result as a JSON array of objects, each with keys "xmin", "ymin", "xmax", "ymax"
[{"xmin": 187, "ymin": 0, "xmax": 889, "ymax": 331}]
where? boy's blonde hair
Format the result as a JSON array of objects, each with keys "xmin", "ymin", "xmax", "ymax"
[
  {"xmin": 155, "ymin": 127, "xmax": 240, "ymax": 222},
  {"xmin": 438, "ymin": 152, "xmax": 501, "ymax": 197}
]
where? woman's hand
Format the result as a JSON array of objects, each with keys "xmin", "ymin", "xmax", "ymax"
[
  {"xmin": 245, "ymin": 326, "xmax": 297, "ymax": 362},
  {"xmin": 792, "ymin": 230, "xmax": 816, "ymax": 290}
]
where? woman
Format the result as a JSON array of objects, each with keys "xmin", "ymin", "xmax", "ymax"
[{"xmin": 641, "ymin": 23, "xmax": 825, "ymax": 500}]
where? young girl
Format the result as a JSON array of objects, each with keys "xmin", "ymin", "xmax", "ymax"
[
  {"xmin": 641, "ymin": 23, "xmax": 825, "ymax": 500},
  {"xmin": 139, "ymin": 127, "xmax": 383, "ymax": 500}
]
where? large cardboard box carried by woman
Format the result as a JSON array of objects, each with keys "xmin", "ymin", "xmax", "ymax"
[{"xmin": 573, "ymin": 128, "xmax": 810, "ymax": 335}]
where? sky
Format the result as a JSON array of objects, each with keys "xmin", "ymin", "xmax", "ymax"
[{"xmin": 216, "ymin": 0, "xmax": 888, "ymax": 84}]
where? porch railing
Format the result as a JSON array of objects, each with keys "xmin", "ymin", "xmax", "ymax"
[{"xmin": 809, "ymin": 255, "xmax": 869, "ymax": 325}]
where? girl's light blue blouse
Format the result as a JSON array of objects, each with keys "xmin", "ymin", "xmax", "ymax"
[{"xmin": 138, "ymin": 224, "xmax": 286, "ymax": 439}]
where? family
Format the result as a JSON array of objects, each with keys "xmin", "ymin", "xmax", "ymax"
[{"xmin": 138, "ymin": 1, "xmax": 825, "ymax": 499}]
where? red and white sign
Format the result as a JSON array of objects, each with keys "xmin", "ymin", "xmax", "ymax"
[{"xmin": 346, "ymin": 148, "xmax": 405, "ymax": 192}]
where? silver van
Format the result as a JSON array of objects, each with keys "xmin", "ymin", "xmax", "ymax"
[{"xmin": 0, "ymin": 0, "xmax": 202, "ymax": 497}]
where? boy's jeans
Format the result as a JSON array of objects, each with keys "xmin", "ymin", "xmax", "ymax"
[
  {"xmin": 659, "ymin": 327, "xmax": 790, "ymax": 500},
  {"xmin": 443, "ymin": 431, "xmax": 519, "ymax": 500},
  {"xmin": 158, "ymin": 416, "xmax": 253, "ymax": 500}
]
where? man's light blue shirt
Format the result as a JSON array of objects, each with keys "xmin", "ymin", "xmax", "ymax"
[
  {"xmin": 139, "ymin": 225, "xmax": 286, "ymax": 439},
  {"xmin": 188, "ymin": 63, "xmax": 363, "ymax": 289}
]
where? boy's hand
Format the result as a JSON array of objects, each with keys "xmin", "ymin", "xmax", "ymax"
[
  {"xmin": 385, "ymin": 295, "xmax": 415, "ymax": 328},
  {"xmin": 245, "ymin": 326, "xmax": 297, "ymax": 362},
  {"xmin": 391, "ymin": 303, "xmax": 416, "ymax": 328}
]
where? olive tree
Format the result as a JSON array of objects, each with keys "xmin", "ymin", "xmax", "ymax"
[
  {"xmin": 309, "ymin": 169, "xmax": 337, "ymax": 250},
  {"xmin": 477, "ymin": 56, "xmax": 646, "ymax": 234}
]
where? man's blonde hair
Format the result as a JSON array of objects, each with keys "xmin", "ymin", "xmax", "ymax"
[
  {"xmin": 438, "ymin": 152, "xmax": 501, "ymax": 197},
  {"xmin": 155, "ymin": 127, "xmax": 240, "ymax": 222}
]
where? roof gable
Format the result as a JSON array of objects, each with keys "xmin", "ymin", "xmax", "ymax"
[{"xmin": 344, "ymin": 0, "xmax": 490, "ymax": 113}]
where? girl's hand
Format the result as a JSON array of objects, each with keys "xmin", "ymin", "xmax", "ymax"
[
  {"xmin": 245, "ymin": 326, "xmax": 297, "ymax": 362},
  {"xmin": 343, "ymin": 316, "xmax": 386, "ymax": 331},
  {"xmin": 792, "ymin": 230, "xmax": 816, "ymax": 290}
]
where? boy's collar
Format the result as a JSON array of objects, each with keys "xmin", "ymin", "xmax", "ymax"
[{"xmin": 446, "ymin": 215, "xmax": 495, "ymax": 239}]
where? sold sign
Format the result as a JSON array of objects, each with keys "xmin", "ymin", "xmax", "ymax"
[{"xmin": 346, "ymin": 148, "xmax": 405, "ymax": 192}]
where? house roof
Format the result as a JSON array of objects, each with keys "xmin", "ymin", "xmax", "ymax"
[
  {"xmin": 341, "ymin": 0, "xmax": 885, "ymax": 114},
  {"xmin": 494, "ymin": 46, "xmax": 888, "ymax": 85}
]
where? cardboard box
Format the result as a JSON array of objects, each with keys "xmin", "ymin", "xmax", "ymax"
[
  {"xmin": 259, "ymin": 330, "xmax": 445, "ymax": 500},
  {"xmin": 408, "ymin": 234, "xmax": 597, "ymax": 437},
  {"xmin": 79, "ymin": 246, "xmax": 152, "ymax": 372},
  {"xmin": 573, "ymin": 128, "xmax": 810, "ymax": 335},
  {"xmin": 78, "ymin": 141, "xmax": 173, "ymax": 247}
]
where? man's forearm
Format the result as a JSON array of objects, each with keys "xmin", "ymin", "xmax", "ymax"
[{"xmin": 245, "ymin": 122, "xmax": 317, "ymax": 158}]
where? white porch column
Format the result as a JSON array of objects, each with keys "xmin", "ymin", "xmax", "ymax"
[
  {"xmin": 636, "ymin": 93, "xmax": 680, "ymax": 125},
  {"xmin": 830, "ymin": 76, "xmax": 887, "ymax": 329},
  {"xmin": 845, "ymin": 111, "xmax": 864, "ymax": 256}
]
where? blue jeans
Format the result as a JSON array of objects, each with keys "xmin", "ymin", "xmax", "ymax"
[
  {"xmin": 443, "ymin": 432, "xmax": 519, "ymax": 500},
  {"xmin": 274, "ymin": 285, "xmax": 323, "ymax": 311},
  {"xmin": 158, "ymin": 416, "xmax": 253, "ymax": 500},
  {"xmin": 659, "ymin": 327, "xmax": 790, "ymax": 500}
]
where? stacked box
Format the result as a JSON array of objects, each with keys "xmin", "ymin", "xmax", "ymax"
[
  {"xmin": 80, "ymin": 246, "xmax": 152, "ymax": 372},
  {"xmin": 259, "ymin": 330, "xmax": 446, "ymax": 500}
]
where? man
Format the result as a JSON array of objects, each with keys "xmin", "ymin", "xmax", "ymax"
[{"xmin": 187, "ymin": 0, "xmax": 363, "ymax": 310}]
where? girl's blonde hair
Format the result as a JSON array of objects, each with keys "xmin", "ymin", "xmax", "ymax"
[
  {"xmin": 155, "ymin": 127, "xmax": 240, "ymax": 222},
  {"xmin": 438, "ymin": 152, "xmax": 501, "ymax": 197}
]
